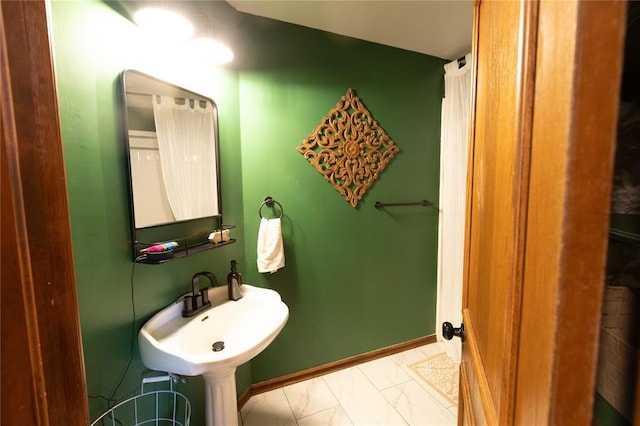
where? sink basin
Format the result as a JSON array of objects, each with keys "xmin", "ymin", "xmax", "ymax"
[
  {"xmin": 139, "ymin": 284, "xmax": 288, "ymax": 375},
  {"xmin": 139, "ymin": 284, "xmax": 289, "ymax": 426}
]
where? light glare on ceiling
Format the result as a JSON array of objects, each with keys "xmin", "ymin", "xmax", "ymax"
[
  {"xmin": 187, "ymin": 38, "xmax": 234, "ymax": 65},
  {"xmin": 133, "ymin": 8, "xmax": 195, "ymax": 41},
  {"xmin": 133, "ymin": 7, "xmax": 234, "ymax": 66}
]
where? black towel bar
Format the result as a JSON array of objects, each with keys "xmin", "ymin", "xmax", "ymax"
[{"xmin": 374, "ymin": 200, "xmax": 434, "ymax": 209}]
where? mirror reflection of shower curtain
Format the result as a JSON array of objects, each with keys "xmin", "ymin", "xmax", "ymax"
[
  {"xmin": 436, "ymin": 53, "xmax": 472, "ymax": 363},
  {"xmin": 152, "ymin": 95, "xmax": 218, "ymax": 221}
]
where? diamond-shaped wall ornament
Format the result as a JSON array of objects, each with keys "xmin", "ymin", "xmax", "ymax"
[{"xmin": 297, "ymin": 89, "xmax": 399, "ymax": 207}]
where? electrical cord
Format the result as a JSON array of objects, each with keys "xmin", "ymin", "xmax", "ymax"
[
  {"xmin": 109, "ymin": 258, "xmax": 138, "ymax": 401},
  {"xmin": 88, "ymin": 258, "xmax": 138, "ymax": 424}
]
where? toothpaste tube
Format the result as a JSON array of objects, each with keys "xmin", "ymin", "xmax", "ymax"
[{"xmin": 141, "ymin": 241, "xmax": 178, "ymax": 253}]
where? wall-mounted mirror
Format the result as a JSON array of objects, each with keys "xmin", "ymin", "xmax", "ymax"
[{"xmin": 121, "ymin": 70, "xmax": 222, "ymax": 229}]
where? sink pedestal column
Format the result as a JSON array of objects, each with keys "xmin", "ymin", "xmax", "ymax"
[{"xmin": 202, "ymin": 367, "xmax": 238, "ymax": 426}]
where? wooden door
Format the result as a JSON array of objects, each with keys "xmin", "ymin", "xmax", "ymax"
[{"xmin": 456, "ymin": 0, "xmax": 627, "ymax": 424}]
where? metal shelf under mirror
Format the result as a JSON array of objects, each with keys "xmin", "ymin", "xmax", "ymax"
[{"xmin": 134, "ymin": 224, "xmax": 237, "ymax": 264}]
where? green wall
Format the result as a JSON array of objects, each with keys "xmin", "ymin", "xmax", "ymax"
[
  {"xmin": 50, "ymin": 0, "xmax": 443, "ymax": 422},
  {"xmin": 50, "ymin": 1, "xmax": 245, "ymax": 423},
  {"xmin": 235, "ymin": 17, "xmax": 443, "ymax": 381},
  {"xmin": 594, "ymin": 393, "xmax": 632, "ymax": 426}
]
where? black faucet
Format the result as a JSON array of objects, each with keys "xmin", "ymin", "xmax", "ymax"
[{"xmin": 182, "ymin": 271, "xmax": 217, "ymax": 317}]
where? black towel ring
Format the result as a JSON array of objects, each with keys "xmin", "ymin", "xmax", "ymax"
[{"xmin": 258, "ymin": 196, "xmax": 284, "ymax": 219}]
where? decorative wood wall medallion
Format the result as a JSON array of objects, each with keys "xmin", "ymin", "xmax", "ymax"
[{"xmin": 297, "ymin": 89, "xmax": 399, "ymax": 207}]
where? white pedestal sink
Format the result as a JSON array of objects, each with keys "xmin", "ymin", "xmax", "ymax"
[{"xmin": 139, "ymin": 284, "xmax": 289, "ymax": 426}]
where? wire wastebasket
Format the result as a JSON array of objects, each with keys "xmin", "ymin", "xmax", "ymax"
[{"xmin": 91, "ymin": 376, "xmax": 191, "ymax": 426}]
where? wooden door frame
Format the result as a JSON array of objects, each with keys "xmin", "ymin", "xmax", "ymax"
[
  {"xmin": 461, "ymin": 0, "xmax": 627, "ymax": 424},
  {"xmin": 1, "ymin": 1, "xmax": 89, "ymax": 424},
  {"xmin": 514, "ymin": 1, "xmax": 626, "ymax": 424}
]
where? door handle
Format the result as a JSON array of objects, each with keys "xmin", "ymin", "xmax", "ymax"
[{"xmin": 442, "ymin": 322, "xmax": 465, "ymax": 342}]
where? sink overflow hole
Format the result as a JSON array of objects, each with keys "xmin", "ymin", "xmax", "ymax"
[
  {"xmin": 201, "ymin": 316, "xmax": 209, "ymax": 322},
  {"xmin": 212, "ymin": 341, "xmax": 225, "ymax": 352}
]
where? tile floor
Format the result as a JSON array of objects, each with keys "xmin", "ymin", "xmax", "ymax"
[{"xmin": 239, "ymin": 342, "xmax": 458, "ymax": 426}]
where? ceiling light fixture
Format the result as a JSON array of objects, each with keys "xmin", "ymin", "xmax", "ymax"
[{"xmin": 133, "ymin": 8, "xmax": 195, "ymax": 41}]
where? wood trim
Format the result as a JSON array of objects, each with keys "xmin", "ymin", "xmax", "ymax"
[
  {"xmin": 1, "ymin": 8, "xmax": 48, "ymax": 423},
  {"xmin": 547, "ymin": 1, "xmax": 626, "ymax": 423},
  {"xmin": 237, "ymin": 387, "xmax": 252, "ymax": 411},
  {"xmin": 461, "ymin": 0, "xmax": 481, "ymax": 312},
  {"xmin": 459, "ymin": 362, "xmax": 475, "ymax": 426},
  {"xmin": 514, "ymin": 0, "xmax": 626, "ymax": 424},
  {"xmin": 462, "ymin": 309, "xmax": 496, "ymax": 424},
  {"xmin": 238, "ymin": 335, "xmax": 436, "ymax": 409},
  {"xmin": 499, "ymin": 0, "xmax": 539, "ymax": 423},
  {"xmin": 1, "ymin": 1, "xmax": 89, "ymax": 424}
]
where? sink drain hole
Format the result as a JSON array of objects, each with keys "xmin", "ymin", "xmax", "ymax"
[{"xmin": 212, "ymin": 341, "xmax": 225, "ymax": 352}]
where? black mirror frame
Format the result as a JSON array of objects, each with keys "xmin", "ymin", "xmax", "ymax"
[{"xmin": 120, "ymin": 69, "xmax": 229, "ymax": 263}]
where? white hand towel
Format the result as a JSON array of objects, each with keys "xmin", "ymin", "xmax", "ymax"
[{"xmin": 257, "ymin": 217, "xmax": 285, "ymax": 273}]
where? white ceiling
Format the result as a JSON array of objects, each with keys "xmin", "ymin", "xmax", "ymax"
[{"xmin": 226, "ymin": 0, "xmax": 474, "ymax": 60}]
